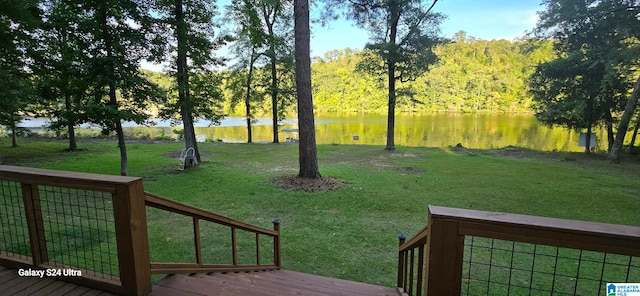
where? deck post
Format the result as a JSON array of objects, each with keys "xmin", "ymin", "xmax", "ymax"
[
  {"xmin": 424, "ymin": 207, "xmax": 464, "ymax": 296},
  {"xmin": 273, "ymin": 219, "xmax": 281, "ymax": 268},
  {"xmin": 396, "ymin": 234, "xmax": 406, "ymax": 288},
  {"xmin": 21, "ymin": 183, "xmax": 48, "ymax": 266},
  {"xmin": 113, "ymin": 180, "xmax": 152, "ymax": 296}
]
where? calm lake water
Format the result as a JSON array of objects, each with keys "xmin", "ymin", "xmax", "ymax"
[{"xmin": 20, "ymin": 114, "xmax": 605, "ymax": 152}]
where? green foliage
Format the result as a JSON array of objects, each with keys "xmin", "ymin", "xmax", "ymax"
[
  {"xmin": 312, "ymin": 49, "xmax": 387, "ymax": 113},
  {"xmin": 324, "ymin": 0, "xmax": 445, "ymax": 149},
  {"xmin": 224, "ymin": 0, "xmax": 296, "ymax": 142},
  {"xmin": 149, "ymin": 35, "xmax": 554, "ymax": 116},
  {"xmin": 310, "ymin": 37, "xmax": 555, "ymax": 113},
  {"xmin": 530, "ymin": 0, "xmax": 640, "ymax": 155},
  {"xmin": 188, "ymin": 71, "xmax": 226, "ymax": 125},
  {"xmin": 0, "ymin": 0, "xmax": 40, "ymax": 146},
  {"xmin": 150, "ymin": 0, "xmax": 227, "ymax": 142},
  {"xmin": 32, "ymin": 0, "xmax": 89, "ymax": 135}
]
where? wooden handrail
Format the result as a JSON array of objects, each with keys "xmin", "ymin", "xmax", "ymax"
[
  {"xmin": 397, "ymin": 205, "xmax": 640, "ymax": 296},
  {"xmin": 0, "ymin": 165, "xmax": 139, "ymax": 191},
  {"xmin": 144, "ymin": 192, "xmax": 278, "ymax": 236},
  {"xmin": 429, "ymin": 205, "xmax": 640, "ymax": 256},
  {"xmin": 144, "ymin": 192, "xmax": 281, "ymax": 275}
]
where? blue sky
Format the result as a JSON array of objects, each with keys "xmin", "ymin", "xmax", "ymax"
[
  {"xmin": 311, "ymin": 0, "xmax": 544, "ymax": 57},
  {"xmin": 142, "ymin": 1, "xmax": 545, "ymax": 71}
]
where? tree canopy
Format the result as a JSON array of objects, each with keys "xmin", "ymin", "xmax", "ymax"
[
  {"xmin": 0, "ymin": 0, "xmax": 40, "ymax": 147},
  {"xmin": 150, "ymin": 0, "xmax": 227, "ymax": 167},
  {"xmin": 3, "ymin": 0, "xmax": 640, "ymax": 163},
  {"xmin": 323, "ymin": 0, "xmax": 445, "ymax": 150},
  {"xmin": 530, "ymin": 0, "xmax": 640, "ymax": 158}
]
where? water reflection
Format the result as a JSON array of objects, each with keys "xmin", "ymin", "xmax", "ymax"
[{"xmin": 18, "ymin": 114, "xmax": 604, "ymax": 152}]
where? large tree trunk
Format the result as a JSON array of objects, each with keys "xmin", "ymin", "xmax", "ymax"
[
  {"xmin": 109, "ymin": 60, "xmax": 127, "ymax": 175},
  {"xmin": 245, "ymin": 52, "xmax": 255, "ymax": 143},
  {"xmin": 266, "ymin": 12, "xmax": 279, "ymax": 144},
  {"xmin": 604, "ymin": 108, "xmax": 614, "ymax": 151},
  {"xmin": 584, "ymin": 94, "xmax": 593, "ymax": 154},
  {"xmin": 176, "ymin": 0, "xmax": 200, "ymax": 167},
  {"xmin": 100, "ymin": 3, "xmax": 127, "ymax": 176},
  {"xmin": 64, "ymin": 93, "xmax": 77, "ymax": 151},
  {"xmin": 294, "ymin": 0, "xmax": 320, "ymax": 179},
  {"xmin": 385, "ymin": 3, "xmax": 400, "ymax": 151},
  {"xmin": 629, "ymin": 117, "xmax": 640, "ymax": 154},
  {"xmin": 115, "ymin": 121, "xmax": 128, "ymax": 176},
  {"xmin": 10, "ymin": 121, "xmax": 17, "ymax": 148},
  {"xmin": 584, "ymin": 125, "xmax": 592, "ymax": 154},
  {"xmin": 608, "ymin": 75, "xmax": 640, "ymax": 163},
  {"xmin": 110, "ymin": 74, "xmax": 127, "ymax": 176},
  {"xmin": 386, "ymin": 64, "xmax": 396, "ymax": 151},
  {"xmin": 270, "ymin": 53, "xmax": 279, "ymax": 143}
]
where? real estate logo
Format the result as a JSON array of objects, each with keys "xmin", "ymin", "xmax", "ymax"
[{"xmin": 608, "ymin": 283, "xmax": 640, "ymax": 296}]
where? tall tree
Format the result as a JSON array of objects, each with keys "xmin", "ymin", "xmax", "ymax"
[
  {"xmin": 534, "ymin": 0, "xmax": 640, "ymax": 161},
  {"xmin": 34, "ymin": 0, "xmax": 89, "ymax": 151},
  {"xmin": 152, "ymin": 0, "xmax": 227, "ymax": 167},
  {"xmin": 77, "ymin": 0, "xmax": 162, "ymax": 175},
  {"xmin": 0, "ymin": 0, "xmax": 40, "ymax": 147},
  {"xmin": 226, "ymin": 46, "xmax": 261, "ymax": 143},
  {"xmin": 261, "ymin": 0, "xmax": 294, "ymax": 143},
  {"xmin": 294, "ymin": 0, "xmax": 320, "ymax": 178},
  {"xmin": 529, "ymin": 50, "xmax": 620, "ymax": 154},
  {"xmin": 226, "ymin": 0, "xmax": 269, "ymax": 143},
  {"xmin": 226, "ymin": 0, "xmax": 294, "ymax": 143},
  {"xmin": 325, "ymin": 0, "xmax": 444, "ymax": 150}
]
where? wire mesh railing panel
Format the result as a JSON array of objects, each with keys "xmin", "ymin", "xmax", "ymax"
[
  {"xmin": 461, "ymin": 236, "xmax": 640, "ymax": 296},
  {"xmin": 146, "ymin": 207, "xmax": 197, "ymax": 264},
  {"xmin": 38, "ymin": 185, "xmax": 119, "ymax": 280},
  {"xmin": 0, "ymin": 180, "xmax": 30, "ymax": 260}
]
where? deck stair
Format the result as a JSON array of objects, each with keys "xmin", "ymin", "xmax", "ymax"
[{"xmin": 151, "ymin": 270, "xmax": 401, "ymax": 296}]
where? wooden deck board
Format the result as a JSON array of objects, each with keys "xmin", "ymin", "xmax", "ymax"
[
  {"xmin": 2, "ymin": 266, "xmax": 400, "ymax": 296},
  {"xmin": 193, "ymin": 273, "xmax": 330, "ymax": 296},
  {"xmin": 153, "ymin": 270, "xmax": 400, "ymax": 296},
  {"xmin": 0, "ymin": 266, "xmax": 117, "ymax": 296},
  {"xmin": 254, "ymin": 270, "xmax": 399, "ymax": 295},
  {"xmin": 208, "ymin": 271, "xmax": 393, "ymax": 296}
]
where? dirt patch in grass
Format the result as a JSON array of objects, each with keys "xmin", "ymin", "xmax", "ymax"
[
  {"xmin": 391, "ymin": 152, "xmax": 419, "ymax": 158},
  {"xmin": 450, "ymin": 145, "xmax": 615, "ymax": 162},
  {"xmin": 271, "ymin": 175, "xmax": 349, "ymax": 192},
  {"xmin": 399, "ymin": 166, "xmax": 425, "ymax": 174},
  {"xmin": 479, "ymin": 146, "xmax": 540, "ymax": 159}
]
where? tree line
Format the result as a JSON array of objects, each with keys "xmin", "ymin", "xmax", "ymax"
[
  {"xmin": 137, "ymin": 35, "xmax": 554, "ymax": 114},
  {"xmin": 529, "ymin": 0, "xmax": 640, "ymax": 162},
  {"xmin": 143, "ymin": 35, "xmax": 553, "ymax": 116},
  {"xmin": 311, "ymin": 35, "xmax": 554, "ymax": 114},
  {"xmin": 2, "ymin": 0, "xmax": 639, "ymax": 172},
  {"xmin": 0, "ymin": 0, "xmax": 297, "ymax": 175}
]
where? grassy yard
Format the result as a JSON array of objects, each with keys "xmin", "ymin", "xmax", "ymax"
[{"xmin": 1, "ymin": 138, "xmax": 639, "ymax": 288}]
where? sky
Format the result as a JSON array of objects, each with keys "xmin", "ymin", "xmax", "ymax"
[
  {"xmin": 311, "ymin": 0, "xmax": 544, "ymax": 56},
  {"xmin": 142, "ymin": 0, "xmax": 545, "ymax": 71}
]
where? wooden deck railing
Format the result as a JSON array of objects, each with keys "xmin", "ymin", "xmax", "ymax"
[
  {"xmin": 144, "ymin": 192, "xmax": 281, "ymax": 274},
  {"xmin": 397, "ymin": 226, "xmax": 427, "ymax": 296},
  {"xmin": 398, "ymin": 205, "xmax": 640, "ymax": 296},
  {"xmin": 0, "ymin": 165, "xmax": 282, "ymax": 296},
  {"xmin": 0, "ymin": 165, "xmax": 151, "ymax": 296}
]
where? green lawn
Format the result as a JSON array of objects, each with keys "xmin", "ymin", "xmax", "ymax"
[{"xmin": 1, "ymin": 138, "xmax": 639, "ymax": 288}]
